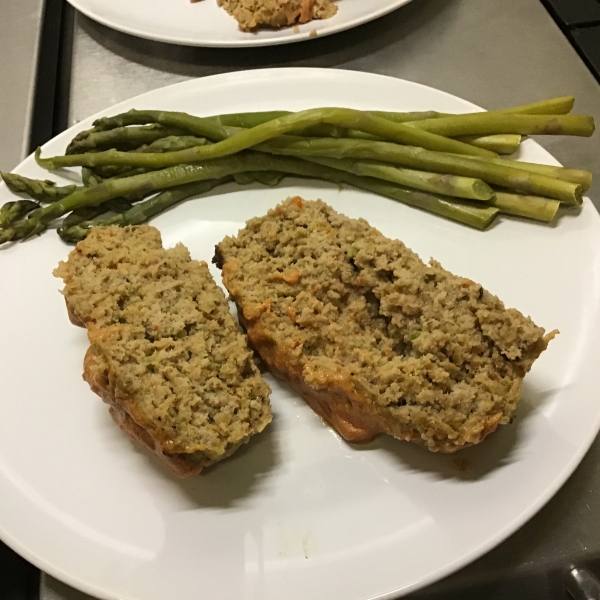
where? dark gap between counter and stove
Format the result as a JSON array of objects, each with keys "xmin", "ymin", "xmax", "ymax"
[
  {"xmin": 1, "ymin": 0, "xmax": 73, "ymax": 596},
  {"xmin": 28, "ymin": 0, "xmax": 74, "ymax": 153}
]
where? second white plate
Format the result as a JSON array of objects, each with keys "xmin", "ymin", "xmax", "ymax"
[{"xmin": 67, "ymin": 0, "xmax": 414, "ymax": 47}]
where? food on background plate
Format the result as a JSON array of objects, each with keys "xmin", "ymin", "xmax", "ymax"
[
  {"xmin": 190, "ymin": 0, "xmax": 338, "ymax": 32},
  {"xmin": 54, "ymin": 225, "xmax": 272, "ymax": 477},
  {"xmin": 216, "ymin": 0, "xmax": 337, "ymax": 31},
  {"xmin": 215, "ymin": 197, "xmax": 557, "ymax": 453},
  {"xmin": 0, "ymin": 96, "xmax": 595, "ymax": 248}
]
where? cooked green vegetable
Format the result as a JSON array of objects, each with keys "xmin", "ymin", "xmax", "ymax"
[
  {"xmin": 59, "ymin": 178, "xmax": 232, "ymax": 242},
  {"xmin": 492, "ymin": 96, "xmax": 575, "ymax": 115},
  {"xmin": 0, "ymin": 200, "xmax": 39, "ymax": 227},
  {"xmin": 0, "ymin": 96, "xmax": 592, "ymax": 245},
  {"xmin": 407, "ymin": 113, "xmax": 594, "ymax": 138},
  {"xmin": 213, "ymin": 96, "xmax": 575, "ymax": 129},
  {"xmin": 233, "ymin": 171, "xmax": 285, "ymax": 186},
  {"xmin": 89, "ymin": 136, "xmax": 210, "ymax": 179},
  {"xmin": 455, "ymin": 134, "xmax": 522, "ymax": 155},
  {"xmin": 91, "ymin": 110, "xmax": 229, "ymax": 141},
  {"xmin": 301, "ymin": 156, "xmax": 494, "ymax": 201},
  {"xmin": 81, "ymin": 167, "xmax": 103, "ymax": 187},
  {"xmin": 38, "ymin": 107, "xmax": 493, "ymax": 171},
  {"xmin": 66, "ymin": 124, "xmax": 189, "ymax": 155},
  {"xmin": 1, "ymin": 172, "xmax": 77, "ymax": 202},
  {"xmin": 489, "ymin": 191, "xmax": 561, "ymax": 222},
  {"xmin": 448, "ymin": 154, "xmax": 593, "ymax": 190},
  {"xmin": 256, "ymin": 136, "xmax": 583, "ymax": 204},
  {"xmin": 1, "ymin": 152, "xmax": 497, "ymax": 245}
]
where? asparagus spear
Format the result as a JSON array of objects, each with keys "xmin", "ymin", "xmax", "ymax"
[
  {"xmin": 233, "ymin": 171, "xmax": 285, "ymax": 186},
  {"xmin": 252, "ymin": 171, "xmax": 285, "ymax": 186},
  {"xmin": 218, "ymin": 110, "xmax": 442, "ymax": 128},
  {"xmin": 218, "ymin": 110, "xmax": 441, "ymax": 140},
  {"xmin": 59, "ymin": 163, "xmax": 135, "ymax": 229},
  {"xmin": 455, "ymin": 134, "xmax": 522, "ymax": 155},
  {"xmin": 66, "ymin": 124, "xmax": 188, "ymax": 155},
  {"xmin": 59, "ymin": 178, "xmax": 232, "ymax": 242},
  {"xmin": 1, "ymin": 168, "xmax": 130, "ymax": 229},
  {"xmin": 1, "ymin": 172, "xmax": 77, "ymax": 202},
  {"xmin": 215, "ymin": 99, "xmax": 573, "ymax": 153},
  {"xmin": 0, "ymin": 200, "xmax": 40, "ymax": 227},
  {"xmin": 2, "ymin": 152, "xmax": 497, "ymax": 245},
  {"xmin": 61, "ymin": 205, "xmax": 108, "ymax": 230},
  {"xmin": 490, "ymin": 191, "xmax": 561, "ymax": 222},
  {"xmin": 92, "ymin": 110, "xmax": 230, "ymax": 141},
  {"xmin": 37, "ymin": 107, "xmax": 495, "ymax": 171},
  {"xmin": 4, "ymin": 164, "xmax": 145, "ymax": 207},
  {"xmin": 218, "ymin": 111, "xmax": 367, "ymax": 138},
  {"xmin": 224, "ymin": 119, "xmax": 518, "ymax": 156},
  {"xmin": 378, "ymin": 97, "xmax": 575, "ymax": 120},
  {"xmin": 101, "ymin": 198, "xmax": 135, "ymax": 213},
  {"xmin": 217, "ymin": 111, "xmax": 289, "ymax": 128},
  {"xmin": 82, "ymin": 167, "xmax": 103, "ymax": 187},
  {"xmin": 211, "ymin": 96, "xmax": 574, "ymax": 129},
  {"xmin": 88, "ymin": 108, "xmax": 579, "ymax": 164},
  {"xmin": 446, "ymin": 154, "xmax": 592, "ymax": 190},
  {"xmin": 207, "ymin": 97, "xmax": 577, "ymax": 144},
  {"xmin": 67, "ymin": 136, "xmax": 211, "ymax": 181},
  {"xmin": 407, "ymin": 113, "xmax": 595, "ymax": 137},
  {"xmin": 302, "ymin": 156, "xmax": 494, "ymax": 201},
  {"xmin": 255, "ymin": 136, "xmax": 583, "ymax": 204},
  {"xmin": 226, "ymin": 119, "xmax": 521, "ymax": 153},
  {"xmin": 85, "ymin": 97, "xmax": 575, "ymax": 146},
  {"xmin": 493, "ymin": 96, "xmax": 575, "ymax": 115},
  {"xmin": 140, "ymin": 135, "xmax": 208, "ymax": 153},
  {"xmin": 201, "ymin": 110, "xmax": 512, "ymax": 147},
  {"xmin": 347, "ymin": 178, "xmax": 498, "ymax": 229},
  {"xmin": 233, "ymin": 173, "xmax": 257, "ymax": 185},
  {"xmin": 60, "ymin": 197, "xmax": 136, "ymax": 231}
]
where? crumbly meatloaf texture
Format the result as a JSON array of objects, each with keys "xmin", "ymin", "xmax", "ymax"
[
  {"xmin": 54, "ymin": 225, "xmax": 272, "ymax": 477},
  {"xmin": 215, "ymin": 198, "xmax": 557, "ymax": 453},
  {"xmin": 216, "ymin": 0, "xmax": 337, "ymax": 31}
]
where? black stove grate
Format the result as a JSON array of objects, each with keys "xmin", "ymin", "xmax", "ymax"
[{"xmin": 541, "ymin": 0, "xmax": 600, "ymax": 83}]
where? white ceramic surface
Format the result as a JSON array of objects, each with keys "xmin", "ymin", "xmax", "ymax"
[
  {"xmin": 1, "ymin": 68, "xmax": 600, "ymax": 600},
  {"xmin": 66, "ymin": 0, "xmax": 413, "ymax": 47}
]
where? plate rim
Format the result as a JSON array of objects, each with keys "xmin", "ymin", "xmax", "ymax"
[
  {"xmin": 66, "ymin": 0, "xmax": 414, "ymax": 47},
  {"xmin": 2, "ymin": 67, "xmax": 600, "ymax": 600}
]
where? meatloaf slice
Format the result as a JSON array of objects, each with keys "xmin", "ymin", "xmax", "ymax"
[
  {"xmin": 216, "ymin": 0, "xmax": 338, "ymax": 31},
  {"xmin": 214, "ymin": 197, "xmax": 557, "ymax": 453},
  {"xmin": 54, "ymin": 225, "xmax": 272, "ymax": 477}
]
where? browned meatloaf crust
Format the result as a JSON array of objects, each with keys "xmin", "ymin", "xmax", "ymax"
[
  {"xmin": 214, "ymin": 197, "xmax": 557, "ymax": 453},
  {"xmin": 216, "ymin": 0, "xmax": 337, "ymax": 31},
  {"xmin": 54, "ymin": 225, "xmax": 272, "ymax": 477}
]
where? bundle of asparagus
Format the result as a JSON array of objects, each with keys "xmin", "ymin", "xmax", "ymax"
[{"xmin": 0, "ymin": 96, "xmax": 594, "ymax": 245}]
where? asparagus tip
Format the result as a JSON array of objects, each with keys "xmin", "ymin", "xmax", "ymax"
[
  {"xmin": 0, "ymin": 227, "xmax": 15, "ymax": 245},
  {"xmin": 34, "ymin": 147, "xmax": 45, "ymax": 169}
]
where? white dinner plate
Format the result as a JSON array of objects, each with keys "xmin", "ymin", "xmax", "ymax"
[
  {"xmin": 1, "ymin": 68, "xmax": 600, "ymax": 600},
  {"xmin": 66, "ymin": 0, "xmax": 413, "ymax": 47}
]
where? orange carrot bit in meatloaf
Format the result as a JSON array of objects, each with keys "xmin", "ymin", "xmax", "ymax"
[
  {"xmin": 214, "ymin": 198, "xmax": 557, "ymax": 453},
  {"xmin": 216, "ymin": 0, "xmax": 337, "ymax": 31},
  {"xmin": 54, "ymin": 225, "xmax": 272, "ymax": 477}
]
